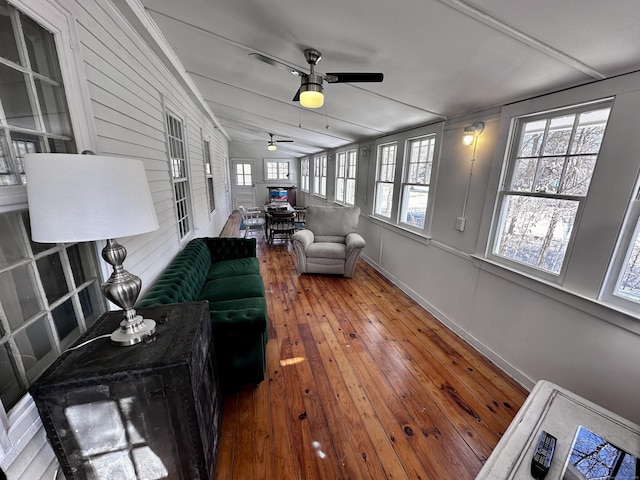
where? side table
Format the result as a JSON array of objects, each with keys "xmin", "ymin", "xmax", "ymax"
[
  {"xmin": 30, "ymin": 301, "xmax": 221, "ymax": 480},
  {"xmin": 476, "ymin": 380, "xmax": 640, "ymax": 479}
]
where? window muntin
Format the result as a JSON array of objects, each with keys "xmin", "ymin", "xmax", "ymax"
[
  {"xmin": 335, "ymin": 149, "xmax": 357, "ymax": 205},
  {"xmin": 0, "ymin": 0, "xmax": 75, "ymax": 187},
  {"xmin": 313, "ymin": 154, "xmax": 327, "ymax": 197},
  {"xmin": 400, "ymin": 136, "xmax": 435, "ymax": 229},
  {"xmin": 235, "ymin": 162, "xmax": 252, "ymax": 186},
  {"xmin": 165, "ymin": 111, "xmax": 191, "ymax": 239},
  {"xmin": 301, "ymin": 158, "xmax": 309, "ymax": 192},
  {"xmin": 0, "ymin": 211, "xmax": 105, "ymax": 411},
  {"xmin": 491, "ymin": 102, "xmax": 612, "ymax": 276},
  {"xmin": 265, "ymin": 159, "xmax": 290, "ymax": 181},
  {"xmin": 203, "ymin": 139, "xmax": 215, "ymax": 213},
  {"xmin": 374, "ymin": 143, "xmax": 397, "ymax": 218}
]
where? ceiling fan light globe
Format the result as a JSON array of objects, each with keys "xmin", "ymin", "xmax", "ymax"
[
  {"xmin": 300, "ymin": 90, "xmax": 324, "ymax": 108},
  {"xmin": 267, "ymin": 143, "xmax": 277, "ymax": 151}
]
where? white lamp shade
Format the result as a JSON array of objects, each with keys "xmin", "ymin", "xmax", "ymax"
[{"xmin": 25, "ymin": 153, "xmax": 159, "ymax": 243}]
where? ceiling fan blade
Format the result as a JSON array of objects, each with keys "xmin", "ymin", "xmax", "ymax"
[
  {"xmin": 292, "ymin": 85, "xmax": 302, "ymax": 102},
  {"xmin": 277, "ymin": 140, "xmax": 294, "ymax": 143},
  {"xmin": 325, "ymin": 72, "xmax": 384, "ymax": 83},
  {"xmin": 249, "ymin": 53, "xmax": 306, "ymax": 77}
]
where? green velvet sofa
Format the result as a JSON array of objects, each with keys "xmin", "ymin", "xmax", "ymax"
[{"xmin": 136, "ymin": 237, "xmax": 267, "ymax": 391}]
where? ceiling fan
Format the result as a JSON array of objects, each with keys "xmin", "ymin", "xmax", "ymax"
[
  {"xmin": 249, "ymin": 48, "xmax": 384, "ymax": 108},
  {"xmin": 255, "ymin": 132, "xmax": 294, "ymax": 151}
]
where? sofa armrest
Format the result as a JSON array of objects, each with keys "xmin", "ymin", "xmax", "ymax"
[
  {"xmin": 345, "ymin": 233, "xmax": 366, "ymax": 255},
  {"xmin": 205, "ymin": 237, "xmax": 256, "ymax": 261},
  {"xmin": 291, "ymin": 229, "xmax": 315, "ymax": 251}
]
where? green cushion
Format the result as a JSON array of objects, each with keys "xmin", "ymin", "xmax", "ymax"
[
  {"xmin": 206, "ymin": 257, "xmax": 260, "ymax": 280},
  {"xmin": 200, "ymin": 275, "xmax": 265, "ymax": 303},
  {"xmin": 208, "ymin": 296, "xmax": 266, "ymax": 312},
  {"xmin": 210, "ymin": 308, "xmax": 266, "ymax": 336}
]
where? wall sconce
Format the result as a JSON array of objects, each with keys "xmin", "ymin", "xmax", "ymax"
[{"xmin": 463, "ymin": 121, "xmax": 484, "ymax": 146}]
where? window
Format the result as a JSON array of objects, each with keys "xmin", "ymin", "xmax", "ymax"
[
  {"xmin": 0, "ymin": 0, "xmax": 105, "ymax": 434},
  {"xmin": 313, "ymin": 154, "xmax": 327, "ymax": 197},
  {"xmin": 400, "ymin": 136, "xmax": 435, "ymax": 229},
  {"xmin": 203, "ymin": 139, "xmax": 215, "ymax": 213},
  {"xmin": 265, "ymin": 159, "xmax": 290, "ymax": 181},
  {"xmin": 374, "ymin": 143, "xmax": 398, "ymax": 218},
  {"xmin": 301, "ymin": 158, "xmax": 309, "ymax": 192},
  {"xmin": 336, "ymin": 149, "xmax": 357, "ymax": 205},
  {"xmin": 0, "ymin": 211, "xmax": 105, "ymax": 412},
  {"xmin": 165, "ymin": 111, "xmax": 192, "ymax": 240},
  {"xmin": 236, "ymin": 162, "xmax": 252, "ymax": 186},
  {"xmin": 0, "ymin": 0, "xmax": 76, "ymax": 188},
  {"xmin": 490, "ymin": 101, "xmax": 612, "ymax": 277}
]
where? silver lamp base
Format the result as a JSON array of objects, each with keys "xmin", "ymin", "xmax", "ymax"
[{"xmin": 110, "ymin": 315, "xmax": 157, "ymax": 346}]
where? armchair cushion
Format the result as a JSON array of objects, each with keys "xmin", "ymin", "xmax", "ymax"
[
  {"xmin": 304, "ymin": 205, "xmax": 360, "ymax": 237},
  {"xmin": 307, "ymin": 243, "xmax": 346, "ymax": 259}
]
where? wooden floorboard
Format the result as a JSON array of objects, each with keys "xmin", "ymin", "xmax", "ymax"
[{"xmin": 215, "ymin": 213, "xmax": 528, "ymax": 480}]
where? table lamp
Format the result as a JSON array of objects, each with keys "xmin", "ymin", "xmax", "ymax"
[{"xmin": 24, "ymin": 153, "xmax": 160, "ymax": 346}]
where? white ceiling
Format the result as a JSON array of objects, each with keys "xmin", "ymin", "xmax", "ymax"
[{"xmin": 140, "ymin": 0, "xmax": 640, "ymax": 158}]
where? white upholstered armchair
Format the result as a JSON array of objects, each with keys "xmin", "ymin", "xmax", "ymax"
[{"xmin": 291, "ymin": 205, "xmax": 366, "ymax": 278}]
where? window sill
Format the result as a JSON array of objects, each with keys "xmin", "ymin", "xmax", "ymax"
[
  {"xmin": 470, "ymin": 255, "xmax": 640, "ymax": 336},
  {"xmin": 366, "ymin": 214, "xmax": 432, "ymax": 247}
]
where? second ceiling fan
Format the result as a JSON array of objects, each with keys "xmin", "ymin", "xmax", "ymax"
[{"xmin": 250, "ymin": 48, "xmax": 384, "ymax": 108}]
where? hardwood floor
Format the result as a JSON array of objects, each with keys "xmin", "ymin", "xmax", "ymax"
[{"xmin": 216, "ymin": 213, "xmax": 528, "ymax": 479}]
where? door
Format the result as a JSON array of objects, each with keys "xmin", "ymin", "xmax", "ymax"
[{"xmin": 232, "ymin": 160, "xmax": 256, "ymax": 210}]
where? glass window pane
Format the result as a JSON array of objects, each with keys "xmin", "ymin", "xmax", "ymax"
[
  {"xmin": 68, "ymin": 243, "xmax": 99, "ymax": 287},
  {"xmin": 0, "ymin": 1, "xmax": 20, "ymax": 64},
  {"xmin": 560, "ymin": 155, "xmax": 597, "ymax": 196},
  {"xmin": 518, "ymin": 120, "xmax": 546, "ymax": 157},
  {"xmin": 533, "ymin": 157, "xmax": 564, "ymax": 194},
  {"xmin": 345, "ymin": 179, "xmax": 356, "ymax": 205},
  {"xmin": 20, "ymin": 12, "xmax": 62, "ymax": 81},
  {"xmin": 0, "ymin": 134, "xmax": 20, "ymax": 186},
  {"xmin": 571, "ymin": 108, "xmax": 610, "ymax": 155},
  {"xmin": 11, "ymin": 131, "xmax": 42, "ymax": 185},
  {"xmin": 15, "ymin": 315, "xmax": 55, "ymax": 381},
  {"xmin": 48, "ymin": 136, "xmax": 75, "ymax": 154},
  {"xmin": 615, "ymin": 221, "xmax": 640, "ymax": 302},
  {"xmin": 0, "ymin": 342, "xmax": 23, "ymax": 410},
  {"xmin": 52, "ymin": 298, "xmax": 79, "ymax": 345},
  {"xmin": 79, "ymin": 283, "xmax": 103, "ymax": 328},
  {"xmin": 494, "ymin": 195, "xmax": 578, "ymax": 274},
  {"xmin": 0, "ymin": 264, "xmax": 41, "ymax": 329},
  {"xmin": 35, "ymin": 78, "xmax": 72, "ymax": 135},
  {"xmin": 0, "ymin": 63, "xmax": 37, "ymax": 129},
  {"xmin": 37, "ymin": 252, "xmax": 69, "ymax": 304},
  {"xmin": 401, "ymin": 185, "xmax": 429, "ymax": 228},
  {"xmin": 543, "ymin": 115, "xmax": 574, "ymax": 156},
  {"xmin": 0, "ymin": 211, "xmax": 28, "ymax": 267},
  {"xmin": 375, "ymin": 183, "xmax": 394, "ymax": 217},
  {"xmin": 511, "ymin": 157, "xmax": 537, "ymax": 192}
]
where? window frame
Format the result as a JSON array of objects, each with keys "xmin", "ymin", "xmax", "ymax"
[
  {"xmin": 300, "ymin": 157, "xmax": 309, "ymax": 192},
  {"xmin": 313, "ymin": 154, "xmax": 327, "ymax": 198},
  {"xmin": 399, "ymin": 134, "xmax": 436, "ymax": 232},
  {"xmin": 164, "ymin": 108, "xmax": 193, "ymax": 242},
  {"xmin": 335, "ymin": 148, "xmax": 357, "ymax": 206},
  {"xmin": 264, "ymin": 158, "xmax": 291, "ymax": 182},
  {"xmin": 0, "ymin": 0, "xmax": 100, "ymax": 461},
  {"xmin": 203, "ymin": 137, "xmax": 216, "ymax": 214},
  {"xmin": 373, "ymin": 142, "xmax": 398, "ymax": 219},
  {"xmin": 487, "ymin": 99, "xmax": 613, "ymax": 283}
]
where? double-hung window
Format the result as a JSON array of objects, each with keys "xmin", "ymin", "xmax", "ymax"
[
  {"xmin": 0, "ymin": 0, "xmax": 105, "ymax": 456},
  {"xmin": 335, "ymin": 149, "xmax": 357, "ymax": 205},
  {"xmin": 301, "ymin": 158, "xmax": 309, "ymax": 192},
  {"xmin": 374, "ymin": 143, "xmax": 398, "ymax": 218},
  {"xmin": 313, "ymin": 154, "xmax": 327, "ymax": 197},
  {"xmin": 490, "ymin": 101, "xmax": 612, "ymax": 278},
  {"xmin": 400, "ymin": 136, "xmax": 435, "ymax": 229},
  {"xmin": 203, "ymin": 139, "xmax": 215, "ymax": 213},
  {"xmin": 165, "ymin": 111, "xmax": 192, "ymax": 240}
]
